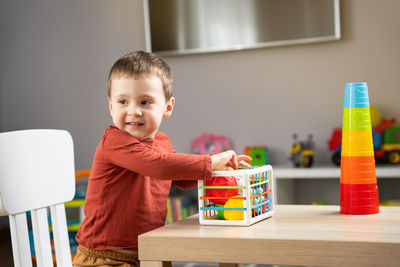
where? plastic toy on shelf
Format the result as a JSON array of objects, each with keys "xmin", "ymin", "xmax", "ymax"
[
  {"xmin": 191, "ymin": 134, "xmax": 232, "ymax": 155},
  {"xmin": 289, "ymin": 134, "xmax": 315, "ymax": 167},
  {"xmin": 244, "ymin": 146, "xmax": 269, "ymax": 165},
  {"xmin": 328, "ymin": 105, "xmax": 400, "ymax": 165},
  {"xmin": 328, "ymin": 128, "xmax": 343, "ymax": 166},
  {"xmin": 198, "ymin": 165, "xmax": 274, "ymax": 226}
]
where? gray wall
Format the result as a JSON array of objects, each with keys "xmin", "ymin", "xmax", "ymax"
[
  {"xmin": 161, "ymin": 0, "xmax": 400, "ymax": 164},
  {"xmin": 1, "ymin": 0, "xmax": 400, "ymax": 171},
  {"xmin": 0, "ymin": 0, "xmax": 146, "ymax": 171}
]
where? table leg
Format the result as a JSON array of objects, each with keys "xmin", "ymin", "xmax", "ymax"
[{"xmin": 140, "ymin": 260, "xmax": 172, "ymax": 267}]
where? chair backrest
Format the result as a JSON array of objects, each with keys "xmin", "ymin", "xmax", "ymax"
[{"xmin": 0, "ymin": 129, "xmax": 75, "ymax": 267}]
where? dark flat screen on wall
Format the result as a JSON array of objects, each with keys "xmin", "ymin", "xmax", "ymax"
[{"xmin": 147, "ymin": 0, "xmax": 341, "ymax": 55}]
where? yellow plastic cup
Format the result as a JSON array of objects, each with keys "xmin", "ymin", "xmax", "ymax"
[{"xmin": 341, "ymin": 131, "xmax": 374, "ymax": 157}]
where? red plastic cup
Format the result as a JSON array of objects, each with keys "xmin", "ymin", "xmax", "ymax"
[{"xmin": 340, "ymin": 183, "xmax": 379, "ymax": 214}]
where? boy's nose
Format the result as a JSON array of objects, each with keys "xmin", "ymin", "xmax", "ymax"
[{"xmin": 128, "ymin": 105, "xmax": 142, "ymax": 116}]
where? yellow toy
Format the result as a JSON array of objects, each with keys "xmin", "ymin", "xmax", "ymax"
[{"xmin": 223, "ymin": 197, "xmax": 244, "ymax": 220}]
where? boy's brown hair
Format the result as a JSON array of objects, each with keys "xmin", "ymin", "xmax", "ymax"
[{"xmin": 107, "ymin": 51, "xmax": 173, "ymax": 100}]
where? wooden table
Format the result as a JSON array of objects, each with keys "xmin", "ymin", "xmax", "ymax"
[{"xmin": 139, "ymin": 205, "xmax": 400, "ymax": 267}]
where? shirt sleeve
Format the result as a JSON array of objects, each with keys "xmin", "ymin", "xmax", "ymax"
[{"xmin": 102, "ymin": 128, "xmax": 212, "ymax": 180}]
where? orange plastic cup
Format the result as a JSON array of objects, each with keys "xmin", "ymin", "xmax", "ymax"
[{"xmin": 340, "ymin": 156, "xmax": 377, "ymax": 184}]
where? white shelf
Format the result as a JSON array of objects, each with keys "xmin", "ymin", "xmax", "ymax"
[
  {"xmin": 273, "ymin": 165, "xmax": 400, "ymax": 205},
  {"xmin": 273, "ymin": 165, "xmax": 400, "ymax": 179}
]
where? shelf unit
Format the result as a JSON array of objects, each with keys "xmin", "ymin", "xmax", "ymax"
[{"xmin": 273, "ymin": 165, "xmax": 400, "ymax": 204}]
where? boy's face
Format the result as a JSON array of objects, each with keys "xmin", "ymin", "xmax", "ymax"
[{"xmin": 108, "ymin": 75, "xmax": 174, "ymax": 141}]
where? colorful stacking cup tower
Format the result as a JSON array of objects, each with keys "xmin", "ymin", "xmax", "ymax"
[{"xmin": 340, "ymin": 82, "xmax": 379, "ymax": 215}]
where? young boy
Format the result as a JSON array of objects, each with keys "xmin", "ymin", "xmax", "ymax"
[{"xmin": 73, "ymin": 51, "xmax": 250, "ymax": 267}]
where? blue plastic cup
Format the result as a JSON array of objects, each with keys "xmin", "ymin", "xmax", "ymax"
[{"xmin": 343, "ymin": 82, "xmax": 370, "ymax": 109}]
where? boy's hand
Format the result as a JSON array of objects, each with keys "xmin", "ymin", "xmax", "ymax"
[{"xmin": 211, "ymin": 151, "xmax": 252, "ymax": 171}]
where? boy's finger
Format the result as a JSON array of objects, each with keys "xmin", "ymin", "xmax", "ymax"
[
  {"xmin": 231, "ymin": 154, "xmax": 238, "ymax": 169},
  {"xmin": 239, "ymin": 160, "xmax": 251, "ymax": 167},
  {"xmin": 237, "ymin": 155, "xmax": 252, "ymax": 162},
  {"xmin": 226, "ymin": 161, "xmax": 234, "ymax": 168}
]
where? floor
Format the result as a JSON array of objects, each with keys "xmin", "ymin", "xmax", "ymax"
[
  {"xmin": 0, "ymin": 227, "xmax": 14, "ymax": 267},
  {"xmin": 172, "ymin": 263, "xmax": 280, "ymax": 267}
]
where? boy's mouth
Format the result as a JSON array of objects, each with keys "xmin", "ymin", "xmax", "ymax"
[{"xmin": 126, "ymin": 122, "xmax": 144, "ymax": 126}]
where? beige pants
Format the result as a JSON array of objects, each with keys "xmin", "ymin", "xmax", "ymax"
[{"xmin": 73, "ymin": 245, "xmax": 140, "ymax": 267}]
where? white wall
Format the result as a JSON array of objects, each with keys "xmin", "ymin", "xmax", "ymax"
[{"xmin": 1, "ymin": 0, "xmax": 400, "ymax": 170}]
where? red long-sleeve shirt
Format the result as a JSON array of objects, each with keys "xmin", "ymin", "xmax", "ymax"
[{"xmin": 76, "ymin": 126, "xmax": 212, "ymax": 251}]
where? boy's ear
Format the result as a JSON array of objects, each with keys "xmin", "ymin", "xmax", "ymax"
[
  {"xmin": 164, "ymin": 97, "xmax": 175, "ymax": 118},
  {"xmin": 108, "ymin": 98, "xmax": 113, "ymax": 114}
]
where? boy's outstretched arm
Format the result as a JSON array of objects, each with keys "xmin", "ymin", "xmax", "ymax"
[
  {"xmin": 173, "ymin": 151, "xmax": 251, "ymax": 189},
  {"xmin": 103, "ymin": 129, "xmax": 252, "ymax": 180},
  {"xmin": 211, "ymin": 150, "xmax": 251, "ymax": 171}
]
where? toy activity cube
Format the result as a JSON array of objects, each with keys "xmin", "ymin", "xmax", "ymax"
[{"xmin": 198, "ymin": 165, "xmax": 274, "ymax": 226}]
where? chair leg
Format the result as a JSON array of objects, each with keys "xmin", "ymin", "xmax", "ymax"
[
  {"xmin": 31, "ymin": 208, "xmax": 54, "ymax": 266},
  {"xmin": 50, "ymin": 203, "xmax": 72, "ymax": 267},
  {"xmin": 9, "ymin": 213, "xmax": 33, "ymax": 267}
]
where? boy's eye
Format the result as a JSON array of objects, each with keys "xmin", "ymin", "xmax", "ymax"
[
  {"xmin": 141, "ymin": 100, "xmax": 152, "ymax": 105},
  {"xmin": 118, "ymin": 99, "xmax": 128, "ymax": 105}
]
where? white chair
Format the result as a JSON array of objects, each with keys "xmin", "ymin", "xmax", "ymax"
[{"xmin": 0, "ymin": 129, "xmax": 75, "ymax": 267}]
